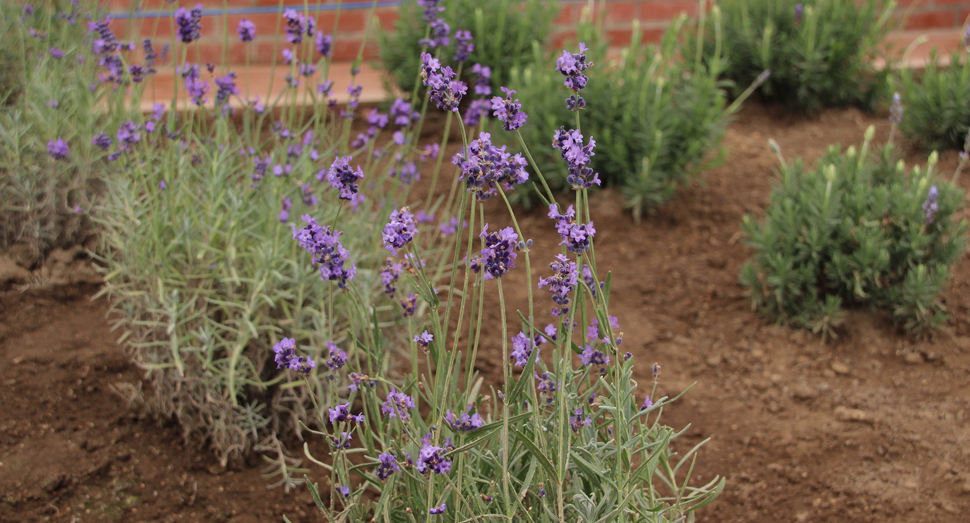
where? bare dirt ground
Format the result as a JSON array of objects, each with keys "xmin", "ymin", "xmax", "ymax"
[{"xmin": 2, "ymin": 103, "xmax": 970, "ymax": 522}]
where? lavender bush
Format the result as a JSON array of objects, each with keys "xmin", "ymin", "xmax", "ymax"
[
  {"xmin": 897, "ymin": 37, "xmax": 970, "ymax": 152},
  {"xmin": 741, "ymin": 126, "xmax": 967, "ymax": 336},
  {"xmin": 0, "ymin": 0, "xmax": 101, "ymax": 258},
  {"xmin": 8, "ymin": 1, "xmax": 723, "ymax": 519}
]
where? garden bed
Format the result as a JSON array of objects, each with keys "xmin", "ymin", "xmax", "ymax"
[{"xmin": 2, "ymin": 102, "xmax": 969, "ymax": 523}]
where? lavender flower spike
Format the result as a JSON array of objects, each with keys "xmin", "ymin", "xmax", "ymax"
[
  {"xmin": 292, "ymin": 215, "xmax": 357, "ymax": 288},
  {"xmin": 237, "ymin": 19, "xmax": 256, "ymax": 42},
  {"xmin": 324, "ymin": 156, "xmax": 364, "ymax": 200},
  {"xmin": 382, "ymin": 207, "xmax": 418, "ymax": 254},
  {"xmin": 479, "ymin": 224, "xmax": 518, "ymax": 279},
  {"xmin": 47, "ymin": 138, "xmax": 69, "ymax": 160},
  {"xmin": 174, "ymin": 4, "xmax": 203, "ymax": 43},
  {"xmin": 923, "ymin": 185, "xmax": 939, "ymax": 224},
  {"xmin": 491, "ymin": 87, "xmax": 527, "ymax": 131},
  {"xmin": 889, "ymin": 92, "xmax": 903, "ymax": 124},
  {"xmin": 376, "ymin": 453, "xmax": 400, "ymax": 480}
]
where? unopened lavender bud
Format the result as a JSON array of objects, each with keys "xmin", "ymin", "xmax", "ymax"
[
  {"xmin": 768, "ymin": 139, "xmax": 781, "ymax": 154},
  {"xmin": 526, "ymin": 239, "xmax": 533, "ymax": 248},
  {"xmin": 755, "ymin": 69, "xmax": 771, "ymax": 85},
  {"xmin": 928, "ymin": 150, "xmax": 938, "ymax": 167},
  {"xmin": 824, "ymin": 164, "xmax": 836, "ymax": 182},
  {"xmin": 896, "ymin": 160, "xmax": 905, "ymax": 173},
  {"xmin": 846, "ymin": 146, "xmax": 856, "ymax": 159},
  {"xmin": 864, "ymin": 125, "xmax": 875, "ymax": 142}
]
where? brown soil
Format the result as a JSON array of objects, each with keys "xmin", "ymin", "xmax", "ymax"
[{"xmin": 3, "ymin": 103, "xmax": 970, "ymax": 522}]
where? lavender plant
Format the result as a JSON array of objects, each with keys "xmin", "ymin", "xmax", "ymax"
[
  {"xmin": 898, "ymin": 39, "xmax": 970, "ymax": 151},
  {"xmin": 689, "ymin": 0, "xmax": 897, "ymax": 113},
  {"xmin": 91, "ymin": 0, "xmax": 456, "ymax": 467},
  {"xmin": 15, "ymin": 0, "xmax": 723, "ymax": 517},
  {"xmin": 740, "ymin": 127, "xmax": 967, "ymax": 336},
  {"xmin": 0, "ymin": 0, "xmax": 102, "ymax": 259},
  {"xmin": 511, "ymin": 11, "xmax": 732, "ymax": 219},
  {"xmin": 285, "ymin": 5, "xmax": 722, "ymax": 521}
]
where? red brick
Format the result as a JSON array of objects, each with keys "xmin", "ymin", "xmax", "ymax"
[
  {"xmin": 604, "ymin": 1, "xmax": 637, "ymax": 24},
  {"xmin": 639, "ymin": 27, "xmax": 665, "ymax": 45},
  {"xmin": 904, "ymin": 10, "xmax": 955, "ymax": 30},
  {"xmin": 607, "ymin": 28, "xmax": 634, "ymax": 46},
  {"xmin": 373, "ymin": 7, "xmax": 400, "ymax": 31},
  {"xmin": 639, "ymin": 0, "xmax": 698, "ymax": 21},
  {"xmin": 935, "ymin": 0, "xmax": 970, "ymax": 5}
]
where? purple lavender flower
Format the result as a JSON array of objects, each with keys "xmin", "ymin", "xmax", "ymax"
[
  {"xmin": 429, "ymin": 504, "xmax": 446, "ymax": 515},
  {"xmin": 390, "ymin": 98, "xmax": 421, "ymax": 127},
  {"xmin": 557, "ymin": 220, "xmax": 595, "ymax": 253},
  {"xmin": 49, "ymin": 47, "xmax": 64, "ymax": 59},
  {"xmin": 444, "ymin": 407, "xmax": 483, "ymax": 432},
  {"xmin": 452, "ymin": 132, "xmax": 528, "ymax": 200},
  {"xmin": 535, "ymin": 371, "xmax": 558, "ymax": 404},
  {"xmin": 324, "ymin": 156, "xmax": 364, "ymax": 200},
  {"xmin": 416, "ymin": 210, "xmax": 435, "ymax": 223},
  {"xmin": 283, "ymin": 9, "xmax": 309, "ymax": 44},
  {"xmin": 794, "ymin": 3, "xmax": 804, "ymax": 22},
  {"xmin": 538, "ymin": 254, "xmax": 578, "ymax": 317},
  {"xmin": 237, "ymin": 19, "xmax": 256, "ymax": 42},
  {"xmin": 382, "ymin": 387, "xmax": 416, "ymax": 421},
  {"xmin": 273, "ymin": 338, "xmax": 297, "ymax": 368},
  {"xmin": 376, "ymin": 453, "xmax": 400, "ymax": 480},
  {"xmin": 389, "ymin": 160, "xmax": 420, "ymax": 185},
  {"xmin": 324, "ymin": 341, "xmax": 347, "ymax": 374},
  {"xmin": 279, "ymin": 197, "xmax": 292, "ymax": 223},
  {"xmin": 159, "ymin": 180, "xmax": 167, "ymax": 190},
  {"xmin": 382, "ymin": 208, "xmax": 418, "ymax": 254},
  {"xmin": 510, "ymin": 332, "xmax": 538, "ymax": 367},
  {"xmin": 419, "ymin": 18, "xmax": 450, "ymax": 48},
  {"xmin": 380, "ymin": 258, "xmax": 403, "ymax": 297},
  {"xmin": 924, "ymin": 185, "xmax": 939, "ymax": 224},
  {"xmin": 116, "ymin": 121, "xmax": 141, "ymax": 151},
  {"xmin": 479, "ymin": 224, "xmax": 517, "ymax": 279},
  {"xmin": 329, "ymin": 403, "xmax": 364, "ymax": 425},
  {"xmin": 416, "ymin": 433, "xmax": 451, "ymax": 475},
  {"xmin": 570, "ymin": 408, "xmax": 592, "ymax": 432},
  {"xmin": 640, "ymin": 395, "xmax": 654, "ymax": 411},
  {"xmin": 174, "ymin": 4, "xmax": 203, "ymax": 44},
  {"xmin": 471, "ymin": 63, "xmax": 491, "ymax": 96},
  {"xmin": 438, "ymin": 216, "xmax": 465, "ymax": 236},
  {"xmin": 214, "ymin": 72, "xmax": 239, "ymax": 111},
  {"xmin": 179, "ymin": 63, "xmax": 209, "ymax": 106},
  {"xmin": 463, "ymin": 99, "xmax": 492, "ymax": 127},
  {"xmin": 454, "ymin": 30, "xmax": 473, "ymax": 62},
  {"xmin": 414, "ymin": 330, "xmax": 433, "ymax": 348},
  {"xmin": 890, "ymin": 92, "xmax": 903, "ymax": 124},
  {"xmin": 553, "ymin": 127, "xmax": 600, "ymax": 189},
  {"xmin": 418, "ymin": 0, "xmax": 445, "ymax": 22},
  {"xmin": 336, "ymin": 485, "xmax": 350, "ymax": 498},
  {"xmin": 556, "ymin": 43, "xmax": 592, "ymax": 110},
  {"xmin": 579, "ymin": 344, "xmax": 609, "ymax": 370},
  {"xmin": 367, "ymin": 108, "xmax": 389, "ymax": 128},
  {"xmin": 341, "ymin": 84, "xmax": 363, "ymax": 119},
  {"xmin": 420, "ymin": 53, "xmax": 466, "ymax": 113},
  {"xmin": 400, "ymin": 293, "xmax": 417, "ymax": 318},
  {"xmin": 92, "ymin": 132, "xmax": 113, "ymax": 151},
  {"xmin": 47, "ymin": 138, "xmax": 68, "ymax": 160},
  {"xmin": 315, "ymin": 31, "xmax": 333, "ymax": 57},
  {"xmin": 491, "ymin": 87, "xmax": 527, "ymax": 131},
  {"xmin": 292, "ymin": 215, "xmax": 357, "ymax": 288},
  {"xmin": 23, "ymin": 4, "xmax": 34, "ymax": 15}
]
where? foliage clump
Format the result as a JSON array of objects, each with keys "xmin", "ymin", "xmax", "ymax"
[
  {"xmin": 740, "ymin": 129, "xmax": 967, "ymax": 336},
  {"xmin": 0, "ymin": 0, "xmax": 101, "ymax": 258},
  {"xmin": 378, "ymin": 0, "xmax": 558, "ymax": 97},
  {"xmin": 691, "ymin": 0, "xmax": 896, "ymax": 113},
  {"xmin": 898, "ymin": 48, "xmax": 970, "ymax": 151},
  {"xmin": 512, "ymin": 14, "xmax": 729, "ymax": 219}
]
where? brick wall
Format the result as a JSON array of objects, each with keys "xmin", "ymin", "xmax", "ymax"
[{"xmin": 106, "ymin": 0, "xmax": 969, "ymax": 65}]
